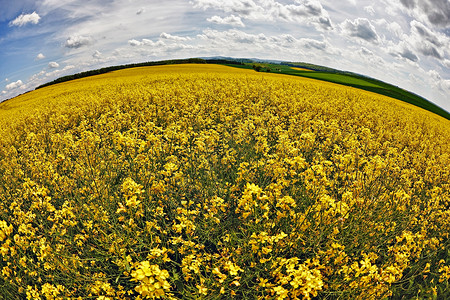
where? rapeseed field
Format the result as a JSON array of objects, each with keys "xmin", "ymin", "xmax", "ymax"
[{"xmin": 0, "ymin": 64, "xmax": 449, "ymax": 299}]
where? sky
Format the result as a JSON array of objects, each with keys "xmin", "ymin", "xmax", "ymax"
[{"xmin": 1, "ymin": 0, "xmax": 449, "ymax": 112}]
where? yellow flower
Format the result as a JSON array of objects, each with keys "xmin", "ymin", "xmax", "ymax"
[
  {"xmin": 131, "ymin": 261, "xmax": 171, "ymax": 298},
  {"xmin": 121, "ymin": 178, "xmax": 144, "ymax": 207},
  {"xmin": 224, "ymin": 261, "xmax": 244, "ymax": 276},
  {"xmin": 196, "ymin": 283, "xmax": 208, "ymax": 295}
]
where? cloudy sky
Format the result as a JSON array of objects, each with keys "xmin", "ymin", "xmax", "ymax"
[{"xmin": 1, "ymin": 0, "xmax": 449, "ymax": 112}]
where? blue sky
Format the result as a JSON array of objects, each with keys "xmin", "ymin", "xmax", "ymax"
[{"xmin": 1, "ymin": 0, "xmax": 449, "ymax": 112}]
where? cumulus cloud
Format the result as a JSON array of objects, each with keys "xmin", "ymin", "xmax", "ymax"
[
  {"xmin": 391, "ymin": 43, "xmax": 419, "ymax": 62},
  {"xmin": 36, "ymin": 53, "xmax": 46, "ymax": 60},
  {"xmin": 358, "ymin": 46, "xmax": 385, "ymax": 65},
  {"xmin": 440, "ymin": 80, "xmax": 450, "ymax": 93},
  {"xmin": 341, "ymin": 18, "xmax": 380, "ymax": 43},
  {"xmin": 280, "ymin": 34, "xmax": 296, "ymax": 43},
  {"xmin": 364, "ymin": 6, "xmax": 375, "ymax": 16},
  {"xmin": 44, "ymin": 64, "xmax": 77, "ymax": 79},
  {"xmin": 192, "ymin": 0, "xmax": 259, "ymax": 16},
  {"xmin": 5, "ymin": 80, "xmax": 24, "ymax": 90},
  {"xmin": 359, "ymin": 46, "xmax": 374, "ymax": 56},
  {"xmin": 399, "ymin": 0, "xmax": 414, "ymax": 9},
  {"xmin": 289, "ymin": 0, "xmax": 324, "ymax": 17},
  {"xmin": 277, "ymin": 0, "xmax": 334, "ymax": 30},
  {"xmin": 159, "ymin": 32, "xmax": 191, "ymax": 41},
  {"xmin": 426, "ymin": 69, "xmax": 450, "ymax": 96},
  {"xmin": 65, "ymin": 35, "xmax": 93, "ymax": 48},
  {"xmin": 411, "ymin": 21, "xmax": 444, "ymax": 46},
  {"xmin": 386, "ymin": 21, "xmax": 403, "ymax": 38},
  {"xmin": 125, "ymin": 35, "xmax": 196, "ymax": 58},
  {"xmin": 197, "ymin": 28, "xmax": 338, "ymax": 57},
  {"xmin": 198, "ymin": 29, "xmax": 268, "ymax": 45},
  {"xmin": 443, "ymin": 59, "xmax": 450, "ymax": 69},
  {"xmin": 128, "ymin": 39, "xmax": 142, "ymax": 46},
  {"xmin": 128, "ymin": 38, "xmax": 165, "ymax": 47},
  {"xmin": 48, "ymin": 62, "xmax": 59, "ymax": 68},
  {"xmin": 300, "ymin": 38, "xmax": 328, "ymax": 50},
  {"xmin": 62, "ymin": 65, "xmax": 75, "ymax": 71},
  {"xmin": 388, "ymin": 41, "xmax": 419, "ymax": 62},
  {"xmin": 408, "ymin": 21, "xmax": 446, "ymax": 59},
  {"xmin": 92, "ymin": 50, "xmax": 102, "ymax": 58},
  {"xmin": 192, "ymin": 0, "xmax": 333, "ymax": 30},
  {"xmin": 417, "ymin": 43, "xmax": 443, "ymax": 59},
  {"xmin": 2, "ymin": 0, "xmax": 450, "ymax": 111},
  {"xmin": 207, "ymin": 15, "xmax": 245, "ymax": 27},
  {"xmin": 400, "ymin": 0, "xmax": 450, "ymax": 27},
  {"xmin": 9, "ymin": 11, "xmax": 41, "ymax": 27},
  {"xmin": 428, "ymin": 69, "xmax": 441, "ymax": 81}
]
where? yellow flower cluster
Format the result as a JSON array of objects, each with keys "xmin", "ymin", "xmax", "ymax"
[
  {"xmin": 0, "ymin": 64, "xmax": 449, "ymax": 299},
  {"xmin": 131, "ymin": 261, "xmax": 171, "ymax": 299},
  {"xmin": 0, "ymin": 220, "xmax": 13, "ymax": 242}
]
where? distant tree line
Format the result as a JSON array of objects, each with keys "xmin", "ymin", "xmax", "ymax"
[
  {"xmin": 281, "ymin": 62, "xmax": 338, "ymax": 72},
  {"xmin": 35, "ymin": 58, "xmax": 243, "ymax": 89},
  {"xmin": 252, "ymin": 64, "xmax": 272, "ymax": 72}
]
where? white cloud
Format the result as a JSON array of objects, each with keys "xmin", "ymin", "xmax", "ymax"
[
  {"xmin": 1, "ymin": 0, "xmax": 450, "ymax": 112},
  {"xmin": 160, "ymin": 32, "xmax": 191, "ymax": 41},
  {"xmin": 300, "ymin": 38, "xmax": 328, "ymax": 50},
  {"xmin": 36, "ymin": 53, "xmax": 46, "ymax": 60},
  {"xmin": 41, "ymin": 0, "xmax": 192, "ymax": 60},
  {"xmin": 359, "ymin": 46, "xmax": 373, "ymax": 56},
  {"xmin": 126, "ymin": 32, "xmax": 200, "ymax": 60},
  {"xmin": 426, "ymin": 70, "xmax": 450, "ymax": 97},
  {"xmin": 192, "ymin": 0, "xmax": 259, "ymax": 16},
  {"xmin": 443, "ymin": 59, "xmax": 450, "ymax": 69},
  {"xmin": 364, "ymin": 6, "xmax": 375, "ymax": 16},
  {"xmin": 386, "ymin": 22, "xmax": 403, "ymax": 38},
  {"xmin": 417, "ymin": 43, "xmax": 443, "ymax": 59},
  {"xmin": 65, "ymin": 35, "xmax": 93, "ymax": 48},
  {"xmin": 62, "ymin": 65, "xmax": 75, "ymax": 71},
  {"xmin": 44, "ymin": 64, "xmax": 76, "ymax": 78},
  {"xmin": 198, "ymin": 29, "xmax": 267, "ymax": 45},
  {"xmin": 406, "ymin": 21, "xmax": 448, "ymax": 60},
  {"xmin": 388, "ymin": 41, "xmax": 419, "ymax": 62},
  {"xmin": 197, "ymin": 28, "xmax": 339, "ymax": 58},
  {"xmin": 92, "ymin": 50, "xmax": 102, "ymax": 59},
  {"xmin": 428, "ymin": 69, "xmax": 441, "ymax": 82},
  {"xmin": 357, "ymin": 46, "xmax": 385, "ymax": 66},
  {"xmin": 207, "ymin": 15, "xmax": 245, "ymax": 27},
  {"xmin": 48, "ymin": 62, "xmax": 60, "ymax": 68},
  {"xmin": 9, "ymin": 11, "xmax": 41, "ymax": 27},
  {"xmin": 128, "ymin": 39, "xmax": 142, "ymax": 46},
  {"xmin": 283, "ymin": 34, "xmax": 296, "ymax": 43},
  {"xmin": 410, "ymin": 20, "xmax": 445, "ymax": 47},
  {"xmin": 192, "ymin": 0, "xmax": 333, "ymax": 30},
  {"xmin": 400, "ymin": 0, "xmax": 450, "ymax": 27},
  {"xmin": 5, "ymin": 80, "xmax": 24, "ymax": 90},
  {"xmin": 128, "ymin": 39, "xmax": 165, "ymax": 47},
  {"xmin": 340, "ymin": 18, "xmax": 380, "ymax": 43},
  {"xmin": 28, "ymin": 70, "xmax": 46, "ymax": 83}
]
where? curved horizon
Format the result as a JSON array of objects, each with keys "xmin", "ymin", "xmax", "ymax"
[{"xmin": 1, "ymin": 0, "xmax": 449, "ymax": 112}]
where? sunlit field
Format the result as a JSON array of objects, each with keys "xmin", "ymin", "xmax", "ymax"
[
  {"xmin": 290, "ymin": 67, "xmax": 314, "ymax": 72},
  {"xmin": 0, "ymin": 64, "xmax": 449, "ymax": 299}
]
